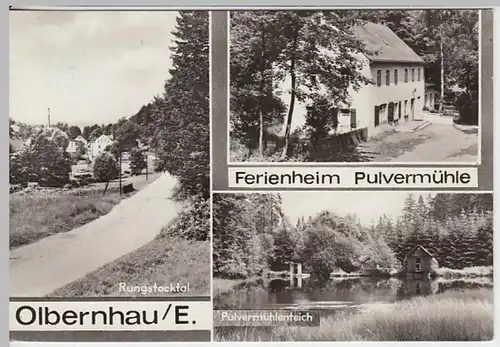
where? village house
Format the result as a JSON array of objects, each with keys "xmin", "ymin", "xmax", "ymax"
[
  {"xmin": 402, "ymin": 245, "xmax": 439, "ymax": 280},
  {"xmin": 66, "ymin": 135, "xmax": 88, "ymax": 154},
  {"xmin": 275, "ymin": 22, "xmax": 426, "ymax": 138},
  {"xmin": 87, "ymin": 134, "xmax": 114, "ymax": 162}
]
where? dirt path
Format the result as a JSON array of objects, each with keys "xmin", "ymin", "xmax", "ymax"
[{"xmin": 10, "ymin": 173, "xmax": 182, "ymax": 297}]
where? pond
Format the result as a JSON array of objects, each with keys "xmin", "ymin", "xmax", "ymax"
[{"xmin": 214, "ymin": 276, "xmax": 493, "ymax": 311}]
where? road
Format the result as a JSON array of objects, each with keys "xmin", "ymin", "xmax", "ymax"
[
  {"xmin": 10, "ymin": 173, "xmax": 182, "ymax": 297},
  {"xmin": 359, "ymin": 123, "xmax": 478, "ymax": 163}
]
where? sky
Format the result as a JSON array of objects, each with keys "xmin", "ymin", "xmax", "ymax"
[
  {"xmin": 279, "ymin": 191, "xmax": 436, "ymax": 226},
  {"xmin": 10, "ymin": 10, "xmax": 180, "ymax": 126}
]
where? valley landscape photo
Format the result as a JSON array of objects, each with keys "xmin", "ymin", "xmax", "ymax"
[
  {"xmin": 213, "ymin": 192, "xmax": 493, "ymax": 341},
  {"xmin": 9, "ymin": 10, "xmax": 210, "ymax": 298}
]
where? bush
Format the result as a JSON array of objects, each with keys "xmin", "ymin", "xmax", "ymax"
[
  {"xmin": 455, "ymin": 91, "xmax": 478, "ymax": 125},
  {"xmin": 130, "ymin": 148, "xmax": 147, "ymax": 175},
  {"xmin": 10, "ymin": 128, "xmax": 72, "ymax": 187},
  {"xmin": 162, "ymin": 195, "xmax": 210, "ymax": 241},
  {"xmin": 93, "ymin": 152, "xmax": 119, "ymax": 182}
]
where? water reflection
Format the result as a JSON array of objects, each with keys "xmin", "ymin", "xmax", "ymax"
[{"xmin": 215, "ymin": 277, "xmax": 493, "ymax": 310}]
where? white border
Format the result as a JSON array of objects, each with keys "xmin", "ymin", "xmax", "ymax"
[
  {"xmin": 8, "ymin": 6, "xmax": 498, "ymax": 10},
  {"xmin": 226, "ymin": 8, "xmax": 483, "ymax": 167},
  {"xmin": 208, "ymin": 10, "xmax": 215, "ymax": 339},
  {"xmin": 212, "ymin": 189, "xmax": 493, "ymax": 194}
]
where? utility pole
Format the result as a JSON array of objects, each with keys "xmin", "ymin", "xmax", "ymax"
[
  {"xmin": 119, "ymin": 144, "xmax": 122, "ymax": 195},
  {"xmin": 145, "ymin": 149, "xmax": 148, "ymax": 181},
  {"xmin": 48, "ymin": 108, "xmax": 51, "ymax": 127}
]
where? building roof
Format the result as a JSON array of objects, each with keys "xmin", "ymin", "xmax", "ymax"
[
  {"xmin": 352, "ymin": 22, "xmax": 424, "ymax": 64},
  {"xmin": 405, "ymin": 245, "xmax": 435, "ymax": 259}
]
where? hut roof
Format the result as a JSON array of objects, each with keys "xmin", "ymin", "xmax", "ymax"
[{"xmin": 405, "ymin": 244, "xmax": 435, "ymax": 259}]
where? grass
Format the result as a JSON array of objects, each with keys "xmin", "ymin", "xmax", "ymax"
[
  {"xmin": 213, "ymin": 278, "xmax": 257, "ymax": 297},
  {"xmin": 436, "ymin": 266, "xmax": 493, "ymax": 279},
  {"xmin": 51, "ymin": 226, "xmax": 210, "ymax": 297},
  {"xmin": 9, "ymin": 173, "xmax": 160, "ymax": 250},
  {"xmin": 214, "ymin": 289, "xmax": 493, "ymax": 341},
  {"xmin": 10, "ymin": 191, "xmax": 122, "ymax": 249}
]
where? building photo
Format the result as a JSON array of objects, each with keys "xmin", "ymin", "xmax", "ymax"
[{"xmin": 228, "ymin": 10, "xmax": 480, "ymax": 163}]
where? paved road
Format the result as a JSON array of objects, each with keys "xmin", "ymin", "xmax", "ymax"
[
  {"xmin": 360, "ymin": 123, "xmax": 478, "ymax": 163},
  {"xmin": 10, "ymin": 173, "xmax": 182, "ymax": 297}
]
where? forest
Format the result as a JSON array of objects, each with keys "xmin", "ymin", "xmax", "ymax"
[
  {"xmin": 213, "ymin": 193, "xmax": 493, "ymax": 279},
  {"xmin": 229, "ymin": 10, "xmax": 480, "ymax": 161}
]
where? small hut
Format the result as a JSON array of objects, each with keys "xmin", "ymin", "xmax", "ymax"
[{"xmin": 402, "ymin": 245, "xmax": 438, "ymax": 279}]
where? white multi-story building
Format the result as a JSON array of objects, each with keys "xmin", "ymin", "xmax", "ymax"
[
  {"xmin": 66, "ymin": 135, "xmax": 88, "ymax": 154},
  {"xmin": 87, "ymin": 134, "xmax": 114, "ymax": 162},
  {"xmin": 276, "ymin": 22, "xmax": 426, "ymax": 138}
]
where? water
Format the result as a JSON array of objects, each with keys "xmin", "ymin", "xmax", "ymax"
[{"xmin": 214, "ymin": 277, "xmax": 493, "ymax": 311}]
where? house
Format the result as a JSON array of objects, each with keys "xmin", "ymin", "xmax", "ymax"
[
  {"xmin": 424, "ymin": 83, "xmax": 438, "ymax": 111},
  {"xmin": 275, "ymin": 22, "xmax": 426, "ymax": 138},
  {"xmin": 66, "ymin": 135, "xmax": 88, "ymax": 154},
  {"xmin": 402, "ymin": 245, "xmax": 438, "ymax": 279},
  {"xmin": 87, "ymin": 134, "xmax": 114, "ymax": 162}
]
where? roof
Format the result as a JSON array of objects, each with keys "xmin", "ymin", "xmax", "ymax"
[
  {"xmin": 405, "ymin": 245, "xmax": 435, "ymax": 259},
  {"xmin": 352, "ymin": 22, "xmax": 424, "ymax": 64}
]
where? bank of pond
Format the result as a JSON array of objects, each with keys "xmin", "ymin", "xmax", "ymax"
[{"xmin": 213, "ymin": 267, "xmax": 493, "ymax": 341}]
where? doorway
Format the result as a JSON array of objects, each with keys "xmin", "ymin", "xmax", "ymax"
[
  {"xmin": 374, "ymin": 105, "xmax": 380, "ymax": 127},
  {"xmin": 388, "ymin": 102, "xmax": 395, "ymax": 123},
  {"xmin": 410, "ymin": 98, "xmax": 415, "ymax": 120}
]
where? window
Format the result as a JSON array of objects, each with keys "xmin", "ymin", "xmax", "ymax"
[
  {"xmin": 404, "ymin": 68, "xmax": 408, "ymax": 83},
  {"xmin": 415, "ymin": 257, "xmax": 421, "ymax": 272},
  {"xmin": 310, "ymin": 74, "xmax": 317, "ymax": 85},
  {"xmin": 394, "ymin": 69, "xmax": 398, "ymax": 85},
  {"xmin": 385, "ymin": 70, "xmax": 390, "ymax": 85},
  {"xmin": 417, "ymin": 68, "xmax": 421, "ymax": 81},
  {"xmin": 411, "ymin": 68, "xmax": 415, "ymax": 82},
  {"xmin": 376, "ymin": 70, "xmax": 382, "ymax": 86},
  {"xmin": 350, "ymin": 109, "xmax": 357, "ymax": 129}
]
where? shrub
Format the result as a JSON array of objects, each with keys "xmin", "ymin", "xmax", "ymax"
[
  {"xmin": 162, "ymin": 195, "xmax": 210, "ymax": 241},
  {"xmin": 130, "ymin": 148, "xmax": 147, "ymax": 175},
  {"xmin": 10, "ymin": 128, "xmax": 72, "ymax": 187},
  {"xmin": 93, "ymin": 152, "xmax": 119, "ymax": 183}
]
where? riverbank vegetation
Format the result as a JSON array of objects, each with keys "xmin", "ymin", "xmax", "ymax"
[
  {"xmin": 215, "ymin": 288, "xmax": 493, "ymax": 341},
  {"xmin": 213, "ymin": 193, "xmax": 493, "ymax": 284}
]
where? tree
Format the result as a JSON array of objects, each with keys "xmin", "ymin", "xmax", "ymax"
[
  {"xmin": 148, "ymin": 11, "xmax": 209, "ymax": 198},
  {"xmin": 55, "ymin": 122, "xmax": 69, "ymax": 133},
  {"xmin": 93, "ymin": 152, "xmax": 119, "ymax": 194},
  {"xmin": 230, "ymin": 11, "xmax": 287, "ymax": 157},
  {"xmin": 67, "ymin": 125, "xmax": 82, "ymax": 140},
  {"xmin": 88, "ymin": 126, "xmax": 103, "ymax": 141},
  {"xmin": 114, "ymin": 120, "xmax": 142, "ymax": 150},
  {"xmin": 273, "ymin": 11, "xmax": 372, "ymax": 159},
  {"xmin": 10, "ymin": 128, "xmax": 71, "ymax": 187},
  {"xmin": 130, "ymin": 148, "xmax": 147, "ymax": 175}
]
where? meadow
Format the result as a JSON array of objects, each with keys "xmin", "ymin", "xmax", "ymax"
[{"xmin": 214, "ymin": 288, "xmax": 493, "ymax": 341}]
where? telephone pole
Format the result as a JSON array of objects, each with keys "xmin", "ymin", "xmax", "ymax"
[{"xmin": 47, "ymin": 108, "xmax": 51, "ymax": 127}]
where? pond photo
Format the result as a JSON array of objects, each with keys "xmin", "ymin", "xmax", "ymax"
[{"xmin": 212, "ymin": 192, "xmax": 493, "ymax": 341}]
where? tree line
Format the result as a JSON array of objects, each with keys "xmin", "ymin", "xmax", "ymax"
[
  {"xmin": 230, "ymin": 10, "xmax": 479, "ymax": 161},
  {"xmin": 213, "ymin": 193, "xmax": 493, "ymax": 279}
]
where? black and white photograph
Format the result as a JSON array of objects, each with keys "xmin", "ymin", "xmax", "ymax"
[
  {"xmin": 213, "ymin": 191, "xmax": 493, "ymax": 341},
  {"xmin": 9, "ymin": 10, "xmax": 210, "ymax": 298},
  {"xmin": 228, "ymin": 10, "xmax": 481, "ymax": 163}
]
